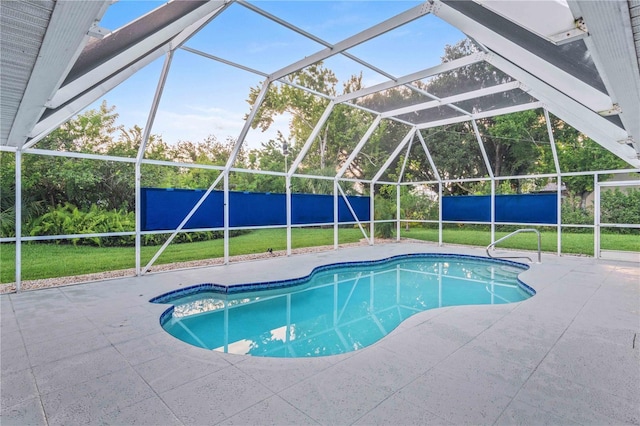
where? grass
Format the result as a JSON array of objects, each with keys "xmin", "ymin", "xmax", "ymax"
[
  {"xmin": 400, "ymin": 226, "xmax": 639, "ymax": 255},
  {"xmin": 0, "ymin": 228, "xmax": 364, "ymax": 283},
  {"xmin": 1, "ymin": 226, "xmax": 637, "ymax": 284}
]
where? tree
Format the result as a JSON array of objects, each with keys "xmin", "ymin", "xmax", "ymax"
[
  {"xmin": 247, "ymin": 65, "xmax": 375, "ymax": 178},
  {"xmin": 395, "ymin": 39, "xmax": 545, "ymax": 193},
  {"xmin": 537, "ymin": 115, "xmax": 628, "ymax": 203},
  {"xmin": 20, "ymin": 102, "xmax": 125, "ymax": 210},
  {"xmin": 239, "ymin": 138, "xmax": 289, "ymax": 193},
  {"xmin": 478, "ymin": 109, "xmax": 548, "ymax": 191},
  {"xmin": 248, "ymin": 64, "xmax": 335, "ymax": 169}
]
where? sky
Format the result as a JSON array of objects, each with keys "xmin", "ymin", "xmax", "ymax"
[{"xmin": 91, "ymin": 1, "xmax": 466, "ymax": 150}]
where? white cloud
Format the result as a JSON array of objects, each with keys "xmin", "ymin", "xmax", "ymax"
[{"xmin": 150, "ymin": 107, "xmax": 292, "ymax": 150}]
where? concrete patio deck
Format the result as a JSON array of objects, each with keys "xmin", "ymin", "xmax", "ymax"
[{"xmin": 1, "ymin": 242, "xmax": 639, "ymax": 425}]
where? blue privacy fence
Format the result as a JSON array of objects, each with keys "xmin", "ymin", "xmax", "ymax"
[
  {"xmin": 141, "ymin": 188, "xmax": 370, "ymax": 231},
  {"xmin": 442, "ymin": 193, "xmax": 557, "ymax": 224}
]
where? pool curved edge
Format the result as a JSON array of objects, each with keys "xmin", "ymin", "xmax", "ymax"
[{"xmin": 149, "ymin": 253, "xmax": 536, "ymax": 307}]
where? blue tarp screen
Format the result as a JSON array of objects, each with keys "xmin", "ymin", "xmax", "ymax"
[
  {"xmin": 442, "ymin": 193, "xmax": 557, "ymax": 224},
  {"xmin": 141, "ymin": 188, "xmax": 370, "ymax": 231}
]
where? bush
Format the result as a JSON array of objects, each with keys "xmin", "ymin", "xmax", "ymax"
[
  {"xmin": 561, "ymin": 195, "xmax": 593, "ymax": 233},
  {"xmin": 600, "ymin": 188, "xmax": 640, "ymax": 233},
  {"xmin": 374, "ymin": 196, "xmax": 395, "ymax": 239},
  {"xmin": 26, "ymin": 203, "xmax": 248, "ymax": 246},
  {"xmin": 28, "ymin": 203, "xmax": 135, "ymax": 246}
]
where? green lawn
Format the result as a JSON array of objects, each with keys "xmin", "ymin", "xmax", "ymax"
[
  {"xmin": 400, "ymin": 227, "xmax": 639, "ymax": 255},
  {"xmin": 1, "ymin": 226, "xmax": 637, "ymax": 284},
  {"xmin": 0, "ymin": 228, "xmax": 364, "ymax": 283}
]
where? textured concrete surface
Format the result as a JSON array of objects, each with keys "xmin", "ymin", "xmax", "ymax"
[{"xmin": 1, "ymin": 242, "xmax": 639, "ymax": 425}]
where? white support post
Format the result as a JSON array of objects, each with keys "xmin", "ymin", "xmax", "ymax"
[
  {"xmin": 396, "ymin": 135, "xmax": 414, "ymax": 242},
  {"xmin": 135, "ymin": 51, "xmax": 174, "ymax": 275},
  {"xmin": 288, "ymin": 102, "xmax": 335, "ymax": 176},
  {"xmin": 471, "ymin": 120, "xmax": 495, "ymax": 243},
  {"xmin": 224, "ymin": 170, "xmax": 230, "ymax": 264},
  {"xmin": 134, "ymin": 161, "xmax": 142, "ymax": 275},
  {"xmin": 544, "ymin": 109, "xmax": 562, "ymax": 256},
  {"xmin": 490, "ymin": 179, "xmax": 496, "ymax": 244},
  {"xmin": 370, "ymin": 182, "xmax": 375, "ymax": 245},
  {"xmin": 15, "ymin": 150, "xmax": 22, "ymax": 291},
  {"xmin": 556, "ymin": 175, "xmax": 562, "ymax": 256},
  {"xmin": 417, "ymin": 130, "xmax": 444, "ymax": 245},
  {"xmin": 438, "ymin": 182, "xmax": 443, "ymax": 246},
  {"xmin": 286, "ymin": 175, "xmax": 292, "ymax": 256},
  {"xmin": 368, "ymin": 128, "xmax": 416, "ymax": 244},
  {"xmin": 594, "ymin": 174, "xmax": 600, "ymax": 259},
  {"xmin": 333, "ymin": 179, "xmax": 339, "ymax": 250},
  {"xmin": 134, "ymin": 164, "xmax": 142, "ymax": 275},
  {"xmin": 396, "ymin": 184, "xmax": 401, "ymax": 241}
]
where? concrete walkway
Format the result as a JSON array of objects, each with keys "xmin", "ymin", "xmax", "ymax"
[{"xmin": 1, "ymin": 242, "xmax": 639, "ymax": 425}]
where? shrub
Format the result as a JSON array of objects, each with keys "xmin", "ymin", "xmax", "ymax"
[
  {"xmin": 561, "ymin": 195, "xmax": 593, "ymax": 233},
  {"xmin": 600, "ymin": 188, "xmax": 640, "ymax": 234},
  {"xmin": 26, "ymin": 203, "xmax": 249, "ymax": 246},
  {"xmin": 374, "ymin": 196, "xmax": 395, "ymax": 239},
  {"xmin": 27, "ymin": 203, "xmax": 135, "ymax": 246}
]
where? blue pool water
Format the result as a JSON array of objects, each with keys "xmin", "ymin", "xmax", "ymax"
[{"xmin": 151, "ymin": 254, "xmax": 534, "ymax": 358}]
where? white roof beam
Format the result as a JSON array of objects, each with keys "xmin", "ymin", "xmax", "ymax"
[
  {"xmin": 26, "ymin": 47, "xmax": 165, "ymax": 148},
  {"xmin": 237, "ymin": 0, "xmax": 331, "ymax": 48},
  {"xmin": 433, "ymin": 0, "xmax": 613, "ymax": 114},
  {"xmin": 237, "ymin": 0, "xmax": 398, "ymax": 80},
  {"xmin": 567, "ymin": 0, "xmax": 640, "ymax": 155},
  {"xmin": 486, "ymin": 53, "xmax": 639, "ymax": 167},
  {"xmin": 47, "ymin": 1, "xmax": 227, "ymax": 109},
  {"xmin": 416, "ymin": 130, "xmax": 441, "ymax": 182},
  {"xmin": 372, "ymin": 128, "xmax": 417, "ymax": 183},
  {"xmin": 380, "ymin": 81, "xmax": 520, "ymax": 119},
  {"xmin": 288, "ymin": 102, "xmax": 336, "ymax": 177},
  {"xmin": 471, "ymin": 119, "xmax": 494, "ymax": 179},
  {"xmin": 472, "ymin": 101, "xmax": 543, "ymax": 120},
  {"xmin": 225, "ymin": 80, "xmax": 272, "ymax": 171},
  {"xmin": 181, "ymin": 46, "xmax": 269, "ymax": 77},
  {"xmin": 336, "ymin": 115, "xmax": 383, "ymax": 179},
  {"xmin": 169, "ymin": 2, "xmax": 233, "ymax": 51},
  {"xmin": 416, "ymin": 101, "xmax": 543, "ymax": 130},
  {"xmin": 6, "ymin": 0, "xmax": 111, "ymax": 148},
  {"xmin": 335, "ymin": 53, "xmax": 485, "ymax": 104},
  {"xmin": 269, "ymin": 2, "xmax": 432, "ymax": 81}
]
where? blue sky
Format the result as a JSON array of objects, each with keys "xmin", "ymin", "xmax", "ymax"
[{"xmin": 93, "ymin": 1, "xmax": 466, "ymax": 149}]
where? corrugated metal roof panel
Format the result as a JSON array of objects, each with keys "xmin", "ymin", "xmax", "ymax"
[
  {"xmin": 0, "ymin": 0, "xmax": 54, "ymax": 145},
  {"xmin": 63, "ymin": 1, "xmax": 207, "ymax": 85},
  {"xmin": 632, "ymin": 0, "xmax": 640, "ymax": 61},
  {"xmin": 443, "ymin": 0, "xmax": 608, "ymax": 95}
]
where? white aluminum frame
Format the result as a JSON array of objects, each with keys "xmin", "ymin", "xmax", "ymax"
[{"xmin": 4, "ymin": 0, "xmax": 640, "ymax": 291}]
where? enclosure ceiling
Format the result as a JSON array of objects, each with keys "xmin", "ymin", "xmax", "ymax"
[{"xmin": 1, "ymin": 0, "xmax": 639, "ymax": 168}]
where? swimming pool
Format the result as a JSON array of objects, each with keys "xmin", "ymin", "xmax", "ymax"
[{"xmin": 151, "ymin": 254, "xmax": 535, "ymax": 358}]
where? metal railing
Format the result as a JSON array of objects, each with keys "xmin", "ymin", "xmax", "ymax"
[{"xmin": 486, "ymin": 228, "xmax": 541, "ymax": 263}]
